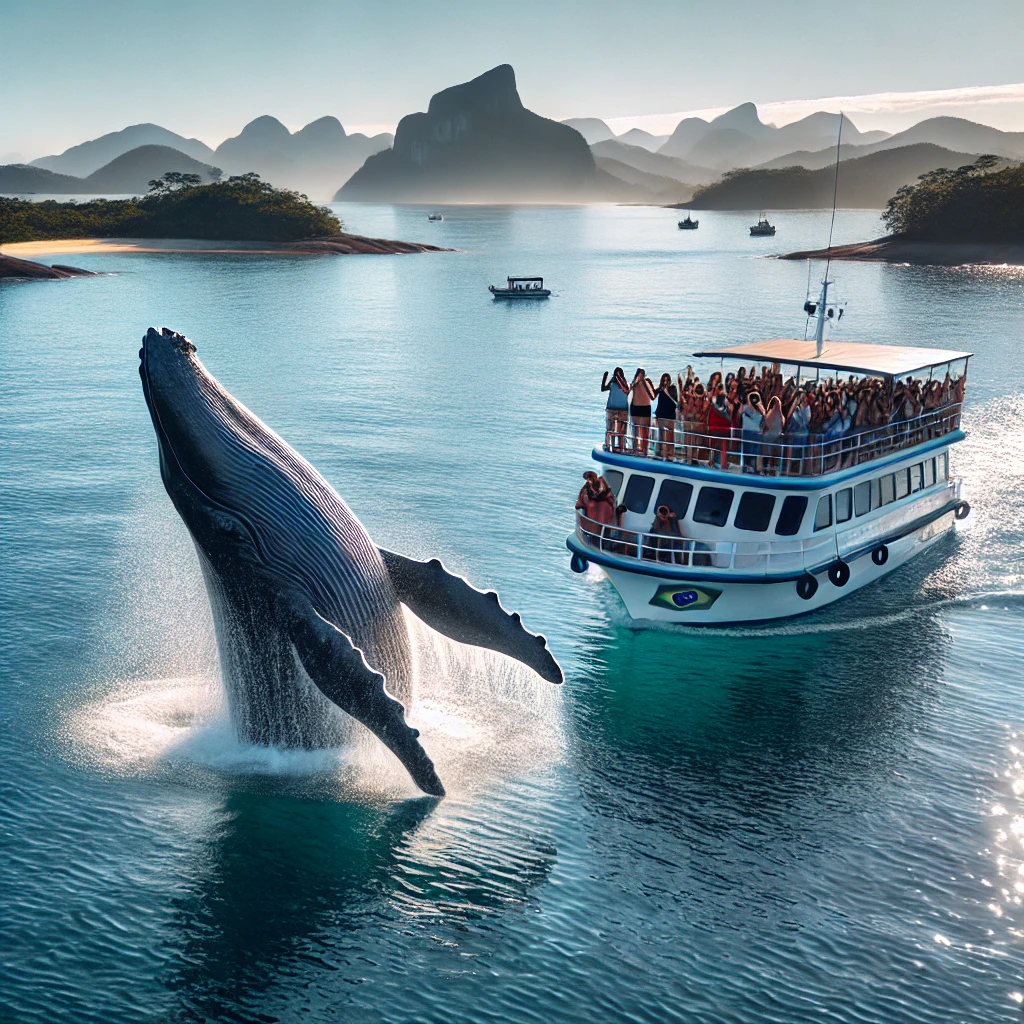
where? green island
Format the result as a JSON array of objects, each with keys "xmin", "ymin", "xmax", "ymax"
[
  {"xmin": 0, "ymin": 172, "xmax": 446, "ymax": 278},
  {"xmin": 781, "ymin": 156, "xmax": 1024, "ymax": 266}
]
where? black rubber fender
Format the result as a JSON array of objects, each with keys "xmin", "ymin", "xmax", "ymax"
[
  {"xmin": 871, "ymin": 544, "xmax": 889, "ymax": 566},
  {"xmin": 955, "ymin": 501, "xmax": 971, "ymax": 521},
  {"xmin": 796, "ymin": 572, "xmax": 818, "ymax": 600},
  {"xmin": 828, "ymin": 560, "xmax": 851, "ymax": 587},
  {"xmin": 570, "ymin": 553, "xmax": 589, "ymax": 574}
]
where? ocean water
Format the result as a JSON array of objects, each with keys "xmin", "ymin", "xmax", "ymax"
[{"xmin": 1, "ymin": 204, "xmax": 1023, "ymax": 1023}]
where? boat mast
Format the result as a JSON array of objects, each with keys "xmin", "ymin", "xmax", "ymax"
[{"xmin": 815, "ymin": 112, "xmax": 844, "ymax": 356}]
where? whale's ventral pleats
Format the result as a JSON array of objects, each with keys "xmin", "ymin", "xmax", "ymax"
[{"xmin": 138, "ymin": 326, "xmax": 561, "ymax": 794}]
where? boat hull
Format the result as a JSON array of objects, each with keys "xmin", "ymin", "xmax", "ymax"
[
  {"xmin": 489, "ymin": 289, "xmax": 550, "ymax": 299},
  {"xmin": 592, "ymin": 510, "xmax": 956, "ymax": 625}
]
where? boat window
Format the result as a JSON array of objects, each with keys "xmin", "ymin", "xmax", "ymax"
[
  {"xmin": 734, "ymin": 492, "xmax": 776, "ymax": 532},
  {"xmin": 895, "ymin": 469, "xmax": 910, "ymax": 500},
  {"xmin": 623, "ymin": 474, "xmax": 655, "ymax": 514},
  {"xmin": 854, "ymin": 480, "xmax": 872, "ymax": 517},
  {"xmin": 909, "ymin": 464, "xmax": 923, "ymax": 493},
  {"xmin": 940, "ymin": 452, "xmax": 949, "ymax": 479},
  {"xmin": 692, "ymin": 486, "xmax": 734, "ymax": 527},
  {"xmin": 775, "ymin": 495, "xmax": 808, "ymax": 536},
  {"xmin": 880, "ymin": 474, "xmax": 896, "ymax": 505},
  {"xmin": 835, "ymin": 488, "xmax": 852, "ymax": 523},
  {"xmin": 813, "ymin": 494, "xmax": 833, "ymax": 531},
  {"xmin": 924, "ymin": 459, "xmax": 936, "ymax": 487},
  {"xmin": 603, "ymin": 470, "xmax": 624, "ymax": 498},
  {"xmin": 655, "ymin": 480, "xmax": 693, "ymax": 519}
]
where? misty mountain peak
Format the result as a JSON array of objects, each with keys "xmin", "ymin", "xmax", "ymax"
[
  {"xmin": 235, "ymin": 115, "xmax": 292, "ymax": 141},
  {"xmin": 710, "ymin": 102, "xmax": 772, "ymax": 137},
  {"xmin": 294, "ymin": 116, "xmax": 347, "ymax": 142},
  {"xmin": 426, "ymin": 64, "xmax": 524, "ymax": 121}
]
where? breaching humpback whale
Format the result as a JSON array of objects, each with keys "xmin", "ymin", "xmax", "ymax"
[{"xmin": 139, "ymin": 327, "xmax": 561, "ymax": 796}]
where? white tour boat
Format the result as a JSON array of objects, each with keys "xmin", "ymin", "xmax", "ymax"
[{"xmin": 567, "ymin": 281, "xmax": 971, "ymax": 625}]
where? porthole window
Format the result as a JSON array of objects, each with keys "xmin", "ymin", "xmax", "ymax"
[
  {"xmin": 734, "ymin": 492, "xmax": 776, "ymax": 532},
  {"xmin": 835, "ymin": 488, "xmax": 852, "ymax": 523},
  {"xmin": 603, "ymin": 470, "xmax": 624, "ymax": 497},
  {"xmin": 693, "ymin": 487, "xmax": 734, "ymax": 527},
  {"xmin": 775, "ymin": 495, "xmax": 808, "ymax": 536},
  {"xmin": 655, "ymin": 480, "xmax": 694, "ymax": 520},
  {"xmin": 813, "ymin": 494, "xmax": 833, "ymax": 531},
  {"xmin": 623, "ymin": 475, "xmax": 655, "ymax": 513}
]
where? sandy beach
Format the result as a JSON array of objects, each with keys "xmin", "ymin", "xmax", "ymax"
[{"xmin": 0, "ymin": 234, "xmax": 450, "ymax": 258}]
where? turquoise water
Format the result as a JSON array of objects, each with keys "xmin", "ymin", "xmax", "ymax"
[{"xmin": 1, "ymin": 205, "xmax": 1023, "ymax": 1023}]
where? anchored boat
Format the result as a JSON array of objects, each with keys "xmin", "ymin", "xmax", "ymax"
[
  {"xmin": 489, "ymin": 276, "xmax": 551, "ymax": 299},
  {"xmin": 567, "ymin": 283, "xmax": 971, "ymax": 625},
  {"xmin": 750, "ymin": 214, "xmax": 776, "ymax": 236},
  {"xmin": 428, "ymin": 212, "xmax": 444, "ymax": 221},
  {"xmin": 678, "ymin": 213, "xmax": 699, "ymax": 230}
]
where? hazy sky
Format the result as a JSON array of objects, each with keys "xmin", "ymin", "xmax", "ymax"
[{"xmin": 3, "ymin": 0, "xmax": 1023, "ymax": 160}]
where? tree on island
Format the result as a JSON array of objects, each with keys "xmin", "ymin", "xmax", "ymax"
[
  {"xmin": 882, "ymin": 156, "xmax": 1023, "ymax": 242},
  {"xmin": 147, "ymin": 170, "xmax": 215, "ymax": 193},
  {"xmin": 0, "ymin": 172, "xmax": 341, "ymax": 244}
]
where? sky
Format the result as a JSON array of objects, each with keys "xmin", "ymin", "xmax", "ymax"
[{"xmin": 2, "ymin": 0, "xmax": 1023, "ymax": 161}]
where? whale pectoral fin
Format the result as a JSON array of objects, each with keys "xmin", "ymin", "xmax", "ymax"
[
  {"xmin": 379, "ymin": 549, "xmax": 563, "ymax": 685},
  {"xmin": 282, "ymin": 593, "xmax": 445, "ymax": 797}
]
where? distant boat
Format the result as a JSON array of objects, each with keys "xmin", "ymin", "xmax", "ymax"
[
  {"xmin": 750, "ymin": 213, "xmax": 776, "ymax": 236},
  {"xmin": 677, "ymin": 213, "xmax": 699, "ymax": 230},
  {"xmin": 489, "ymin": 276, "xmax": 551, "ymax": 299},
  {"xmin": 427, "ymin": 212, "xmax": 443, "ymax": 221}
]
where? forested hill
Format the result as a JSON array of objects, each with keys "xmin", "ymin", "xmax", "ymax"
[
  {"xmin": 0, "ymin": 174, "xmax": 340, "ymax": 244},
  {"xmin": 689, "ymin": 144, "xmax": 983, "ymax": 210},
  {"xmin": 883, "ymin": 157, "xmax": 1024, "ymax": 242}
]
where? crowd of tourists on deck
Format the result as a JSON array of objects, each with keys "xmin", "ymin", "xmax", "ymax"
[
  {"xmin": 600, "ymin": 363, "xmax": 964, "ymax": 475},
  {"xmin": 575, "ymin": 471, "xmax": 689, "ymax": 561}
]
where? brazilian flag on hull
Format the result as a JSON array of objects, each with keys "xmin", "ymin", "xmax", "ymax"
[{"xmin": 648, "ymin": 584, "xmax": 722, "ymax": 611}]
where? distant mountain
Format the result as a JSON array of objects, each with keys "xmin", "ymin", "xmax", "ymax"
[
  {"xmin": 590, "ymin": 139, "xmax": 715, "ymax": 185},
  {"xmin": 659, "ymin": 105, "xmax": 889, "ymax": 169},
  {"xmin": 31, "ymin": 123, "xmax": 216, "ymax": 177},
  {"xmin": 561, "ymin": 118, "xmax": 616, "ymax": 144},
  {"xmin": 84, "ymin": 145, "xmax": 220, "ymax": 192},
  {"xmin": 0, "ymin": 164, "xmax": 84, "ymax": 194},
  {"xmin": 594, "ymin": 158, "xmax": 694, "ymax": 201},
  {"xmin": 214, "ymin": 115, "xmax": 392, "ymax": 199},
  {"xmin": 1, "ymin": 145, "xmax": 221, "ymax": 196},
  {"xmin": 614, "ymin": 129, "xmax": 670, "ymax": 151},
  {"xmin": 338, "ymin": 65, "xmax": 598, "ymax": 203},
  {"xmin": 758, "ymin": 116, "xmax": 1024, "ymax": 173},
  {"xmin": 866, "ymin": 116, "xmax": 1024, "ymax": 160},
  {"xmin": 689, "ymin": 143, "xmax": 988, "ymax": 209}
]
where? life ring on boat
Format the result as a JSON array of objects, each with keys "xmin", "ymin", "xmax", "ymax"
[
  {"xmin": 954, "ymin": 501, "xmax": 971, "ymax": 520},
  {"xmin": 570, "ymin": 553, "xmax": 589, "ymax": 574},
  {"xmin": 828, "ymin": 560, "xmax": 851, "ymax": 587},
  {"xmin": 796, "ymin": 572, "xmax": 818, "ymax": 600},
  {"xmin": 871, "ymin": 544, "xmax": 889, "ymax": 566}
]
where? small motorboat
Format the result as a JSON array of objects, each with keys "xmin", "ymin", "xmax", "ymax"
[
  {"xmin": 489, "ymin": 276, "xmax": 551, "ymax": 299},
  {"xmin": 677, "ymin": 213, "xmax": 699, "ymax": 230},
  {"xmin": 427, "ymin": 212, "xmax": 444, "ymax": 221},
  {"xmin": 750, "ymin": 214, "xmax": 776, "ymax": 236}
]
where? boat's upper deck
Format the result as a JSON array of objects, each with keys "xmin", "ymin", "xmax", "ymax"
[{"xmin": 605, "ymin": 339, "xmax": 970, "ymax": 480}]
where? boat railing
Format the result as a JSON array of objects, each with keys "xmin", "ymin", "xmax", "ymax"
[
  {"xmin": 604, "ymin": 403, "xmax": 962, "ymax": 477},
  {"xmin": 575, "ymin": 511, "xmax": 836, "ymax": 574},
  {"xmin": 575, "ymin": 478, "xmax": 961, "ymax": 575}
]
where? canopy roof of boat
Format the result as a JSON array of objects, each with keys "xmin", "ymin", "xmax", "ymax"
[
  {"xmin": 692, "ymin": 339, "xmax": 973, "ymax": 379},
  {"xmin": 508, "ymin": 276, "xmax": 544, "ymax": 283}
]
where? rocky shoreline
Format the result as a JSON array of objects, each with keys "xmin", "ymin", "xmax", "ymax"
[
  {"xmin": 779, "ymin": 235, "xmax": 1024, "ymax": 267},
  {"xmin": 0, "ymin": 254, "xmax": 96, "ymax": 279}
]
